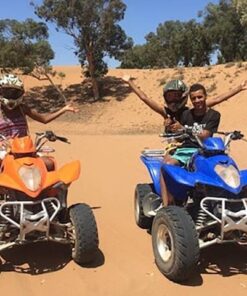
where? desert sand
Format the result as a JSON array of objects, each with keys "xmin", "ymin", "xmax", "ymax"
[{"xmin": 0, "ymin": 64, "xmax": 247, "ymax": 295}]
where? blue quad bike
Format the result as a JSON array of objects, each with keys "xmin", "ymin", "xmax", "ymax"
[{"xmin": 134, "ymin": 128, "xmax": 247, "ymax": 282}]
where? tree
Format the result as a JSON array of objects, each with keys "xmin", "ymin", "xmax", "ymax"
[
  {"xmin": 202, "ymin": 0, "xmax": 247, "ymax": 63},
  {"xmin": 0, "ymin": 18, "xmax": 54, "ymax": 73},
  {"xmin": 119, "ymin": 20, "xmax": 213, "ymax": 68},
  {"xmin": 32, "ymin": 0, "xmax": 132, "ymax": 100},
  {"xmin": 0, "ymin": 18, "xmax": 67, "ymax": 101},
  {"xmin": 233, "ymin": 0, "xmax": 247, "ymax": 26}
]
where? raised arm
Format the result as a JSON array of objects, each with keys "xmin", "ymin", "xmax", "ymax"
[
  {"xmin": 206, "ymin": 80, "xmax": 247, "ymax": 107},
  {"xmin": 122, "ymin": 75, "xmax": 167, "ymax": 118},
  {"xmin": 24, "ymin": 104, "xmax": 79, "ymax": 124}
]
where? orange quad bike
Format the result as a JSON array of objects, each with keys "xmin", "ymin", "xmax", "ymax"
[{"xmin": 0, "ymin": 131, "xmax": 99, "ymax": 265}]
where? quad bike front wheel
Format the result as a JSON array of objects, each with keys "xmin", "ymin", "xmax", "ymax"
[
  {"xmin": 152, "ymin": 206, "xmax": 199, "ymax": 282},
  {"xmin": 69, "ymin": 203, "xmax": 99, "ymax": 265},
  {"xmin": 134, "ymin": 184, "xmax": 153, "ymax": 229}
]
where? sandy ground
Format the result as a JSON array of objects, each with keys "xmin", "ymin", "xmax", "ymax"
[{"xmin": 0, "ymin": 65, "xmax": 247, "ymax": 295}]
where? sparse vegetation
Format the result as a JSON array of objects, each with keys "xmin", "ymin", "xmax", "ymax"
[
  {"xmin": 236, "ymin": 61, "xmax": 243, "ymax": 68},
  {"xmin": 207, "ymin": 82, "xmax": 217, "ymax": 93},
  {"xmin": 225, "ymin": 62, "xmax": 235, "ymax": 68},
  {"xmin": 158, "ymin": 76, "xmax": 169, "ymax": 86}
]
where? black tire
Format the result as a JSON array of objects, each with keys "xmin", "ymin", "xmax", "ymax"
[
  {"xmin": 69, "ymin": 203, "xmax": 99, "ymax": 265},
  {"xmin": 152, "ymin": 206, "xmax": 199, "ymax": 282},
  {"xmin": 134, "ymin": 183, "xmax": 153, "ymax": 229}
]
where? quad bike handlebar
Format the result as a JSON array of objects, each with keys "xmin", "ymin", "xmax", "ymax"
[
  {"xmin": 160, "ymin": 126, "xmax": 246, "ymax": 149},
  {"xmin": 35, "ymin": 131, "xmax": 70, "ymax": 151},
  {"xmin": 0, "ymin": 131, "xmax": 70, "ymax": 158},
  {"xmin": 36, "ymin": 130, "xmax": 70, "ymax": 143}
]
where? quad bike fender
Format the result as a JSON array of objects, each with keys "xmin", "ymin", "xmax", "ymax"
[
  {"xmin": 141, "ymin": 156, "xmax": 162, "ymax": 194},
  {"xmin": 240, "ymin": 169, "xmax": 247, "ymax": 186},
  {"xmin": 0, "ymin": 173, "xmax": 23, "ymax": 191},
  {"xmin": 161, "ymin": 164, "xmax": 194, "ymax": 200},
  {"xmin": 162, "ymin": 164, "xmax": 245, "ymax": 199},
  {"xmin": 58, "ymin": 160, "xmax": 81, "ymax": 184}
]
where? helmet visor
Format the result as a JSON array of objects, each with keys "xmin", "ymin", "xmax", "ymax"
[
  {"xmin": 164, "ymin": 90, "xmax": 187, "ymax": 112},
  {"xmin": 164, "ymin": 90, "xmax": 183, "ymax": 104},
  {"xmin": 1, "ymin": 87, "xmax": 24, "ymax": 100}
]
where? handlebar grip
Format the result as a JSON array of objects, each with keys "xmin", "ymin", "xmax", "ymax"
[
  {"xmin": 56, "ymin": 136, "xmax": 70, "ymax": 144},
  {"xmin": 231, "ymin": 131, "xmax": 244, "ymax": 140}
]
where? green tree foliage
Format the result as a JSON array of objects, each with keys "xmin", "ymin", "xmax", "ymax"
[
  {"xmin": 150, "ymin": 21, "xmax": 183, "ymax": 67},
  {"xmin": 0, "ymin": 18, "xmax": 54, "ymax": 73},
  {"xmin": 0, "ymin": 18, "xmax": 68, "ymax": 102},
  {"xmin": 179, "ymin": 20, "xmax": 212, "ymax": 66},
  {"xmin": 32, "ymin": 0, "xmax": 132, "ymax": 100},
  {"xmin": 120, "ymin": 20, "xmax": 212, "ymax": 68},
  {"xmin": 202, "ymin": 0, "xmax": 247, "ymax": 63},
  {"xmin": 233, "ymin": 0, "xmax": 247, "ymax": 26},
  {"xmin": 120, "ymin": 0, "xmax": 247, "ymax": 69}
]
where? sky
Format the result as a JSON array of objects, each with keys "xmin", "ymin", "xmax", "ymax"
[{"xmin": 0, "ymin": 0, "xmax": 219, "ymax": 67}]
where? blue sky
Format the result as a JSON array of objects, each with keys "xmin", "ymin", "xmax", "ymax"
[{"xmin": 0, "ymin": 0, "xmax": 218, "ymax": 67}]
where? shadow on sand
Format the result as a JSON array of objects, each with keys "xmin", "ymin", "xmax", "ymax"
[
  {"xmin": 0, "ymin": 241, "xmax": 105, "ymax": 275},
  {"xmin": 181, "ymin": 243, "xmax": 247, "ymax": 286},
  {"xmin": 199, "ymin": 243, "xmax": 247, "ymax": 277},
  {"xmin": 24, "ymin": 76, "xmax": 131, "ymax": 113}
]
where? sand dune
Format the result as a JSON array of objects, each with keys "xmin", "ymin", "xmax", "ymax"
[{"xmin": 1, "ymin": 64, "xmax": 247, "ymax": 295}]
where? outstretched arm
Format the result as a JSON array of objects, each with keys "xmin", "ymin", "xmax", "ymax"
[
  {"xmin": 207, "ymin": 80, "xmax": 247, "ymax": 107},
  {"xmin": 24, "ymin": 104, "xmax": 79, "ymax": 124},
  {"xmin": 122, "ymin": 75, "xmax": 167, "ymax": 118}
]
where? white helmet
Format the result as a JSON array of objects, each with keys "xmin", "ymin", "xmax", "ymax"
[
  {"xmin": 0, "ymin": 74, "xmax": 24, "ymax": 90},
  {"xmin": 0, "ymin": 74, "xmax": 24, "ymax": 109}
]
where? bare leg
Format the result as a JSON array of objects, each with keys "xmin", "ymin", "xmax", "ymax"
[
  {"xmin": 160, "ymin": 155, "xmax": 180, "ymax": 206},
  {"xmin": 160, "ymin": 173, "xmax": 170, "ymax": 207}
]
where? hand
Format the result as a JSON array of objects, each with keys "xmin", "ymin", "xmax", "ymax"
[
  {"xmin": 169, "ymin": 120, "xmax": 183, "ymax": 133},
  {"xmin": 122, "ymin": 75, "xmax": 132, "ymax": 83},
  {"xmin": 163, "ymin": 117, "xmax": 173, "ymax": 127},
  {"xmin": 63, "ymin": 103, "xmax": 79, "ymax": 113}
]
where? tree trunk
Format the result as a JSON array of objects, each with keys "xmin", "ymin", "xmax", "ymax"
[
  {"xmin": 86, "ymin": 47, "xmax": 100, "ymax": 101},
  {"xmin": 44, "ymin": 72, "xmax": 68, "ymax": 103},
  {"xmin": 91, "ymin": 76, "xmax": 100, "ymax": 101}
]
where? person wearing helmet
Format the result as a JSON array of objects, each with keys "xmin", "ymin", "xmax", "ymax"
[
  {"xmin": 0, "ymin": 73, "xmax": 78, "ymax": 139},
  {"xmin": 160, "ymin": 83, "xmax": 221, "ymax": 206},
  {"xmin": 122, "ymin": 75, "xmax": 247, "ymax": 129},
  {"xmin": 0, "ymin": 73, "xmax": 79, "ymax": 170},
  {"xmin": 162, "ymin": 79, "xmax": 189, "ymax": 129}
]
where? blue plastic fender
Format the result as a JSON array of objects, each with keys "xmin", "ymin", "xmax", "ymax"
[{"xmin": 141, "ymin": 155, "xmax": 162, "ymax": 195}]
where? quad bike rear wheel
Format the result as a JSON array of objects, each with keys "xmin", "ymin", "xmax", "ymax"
[
  {"xmin": 134, "ymin": 184, "xmax": 153, "ymax": 229},
  {"xmin": 69, "ymin": 203, "xmax": 99, "ymax": 265},
  {"xmin": 152, "ymin": 206, "xmax": 199, "ymax": 282}
]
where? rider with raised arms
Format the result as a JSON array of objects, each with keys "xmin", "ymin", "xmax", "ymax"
[
  {"xmin": 122, "ymin": 75, "xmax": 246, "ymax": 129},
  {"xmin": 160, "ymin": 83, "xmax": 221, "ymax": 206},
  {"xmin": 0, "ymin": 74, "xmax": 78, "ymax": 139},
  {"xmin": 0, "ymin": 73, "xmax": 78, "ymax": 169}
]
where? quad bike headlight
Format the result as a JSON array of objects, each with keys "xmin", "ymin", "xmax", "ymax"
[
  {"xmin": 18, "ymin": 166, "xmax": 42, "ymax": 191},
  {"xmin": 214, "ymin": 164, "xmax": 240, "ymax": 188}
]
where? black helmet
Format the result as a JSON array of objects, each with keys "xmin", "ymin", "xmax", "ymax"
[{"xmin": 163, "ymin": 79, "xmax": 188, "ymax": 110}]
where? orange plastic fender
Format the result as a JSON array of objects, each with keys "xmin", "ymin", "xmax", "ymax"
[
  {"xmin": 0, "ymin": 155, "xmax": 48, "ymax": 197},
  {"xmin": 0, "ymin": 173, "xmax": 23, "ymax": 191},
  {"xmin": 58, "ymin": 160, "xmax": 81, "ymax": 184}
]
